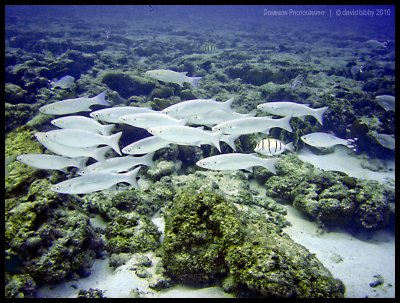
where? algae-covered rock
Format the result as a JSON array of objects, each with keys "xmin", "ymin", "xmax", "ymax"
[
  {"xmin": 5, "ymin": 273, "xmax": 37, "ymax": 298},
  {"xmin": 5, "ymin": 125, "xmax": 44, "ymax": 195},
  {"xmin": 101, "ymin": 71, "xmax": 155, "ymax": 98},
  {"xmin": 264, "ymin": 154, "xmax": 394, "ymax": 230},
  {"xmin": 106, "ymin": 212, "xmax": 161, "ymax": 254},
  {"xmin": 5, "ymin": 83, "xmax": 28, "ymax": 104},
  {"xmin": 162, "ymin": 190, "xmax": 244, "ymax": 285},
  {"xmin": 225, "ymin": 221, "xmax": 345, "ymax": 298},
  {"xmin": 5, "ymin": 179, "xmax": 104, "ymax": 288}
]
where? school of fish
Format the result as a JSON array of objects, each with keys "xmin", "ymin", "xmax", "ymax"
[{"xmin": 16, "ymin": 69, "xmax": 373, "ymax": 195}]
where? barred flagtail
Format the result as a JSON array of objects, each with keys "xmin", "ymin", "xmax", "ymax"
[
  {"xmin": 254, "ymin": 138, "xmax": 293, "ymax": 156},
  {"xmin": 202, "ymin": 43, "xmax": 217, "ymax": 53}
]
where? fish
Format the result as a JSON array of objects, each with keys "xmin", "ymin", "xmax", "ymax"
[
  {"xmin": 162, "ymin": 98, "xmax": 234, "ymax": 118},
  {"xmin": 145, "ymin": 69, "xmax": 202, "ymax": 88},
  {"xmin": 51, "ymin": 116, "xmax": 115, "ymax": 136},
  {"xmin": 300, "ymin": 132, "xmax": 357, "ymax": 150},
  {"xmin": 196, "ymin": 153, "xmax": 279, "ymax": 174},
  {"xmin": 50, "ymin": 75, "xmax": 75, "ymax": 90},
  {"xmin": 50, "ymin": 166, "xmax": 141, "ymax": 194},
  {"xmin": 148, "ymin": 125, "xmax": 223, "ymax": 152},
  {"xmin": 375, "ymin": 133, "xmax": 395, "ymax": 150},
  {"xmin": 375, "ymin": 95, "xmax": 395, "ymax": 112},
  {"xmin": 201, "ymin": 42, "xmax": 217, "ymax": 53},
  {"xmin": 44, "ymin": 129, "xmax": 122, "ymax": 155},
  {"xmin": 16, "ymin": 154, "xmax": 88, "ymax": 171},
  {"xmin": 34, "ymin": 132, "xmax": 111, "ymax": 162},
  {"xmin": 257, "ymin": 101, "xmax": 328, "ymax": 125},
  {"xmin": 78, "ymin": 152, "xmax": 155, "ymax": 175},
  {"xmin": 119, "ymin": 112, "xmax": 186, "ymax": 129},
  {"xmin": 187, "ymin": 109, "xmax": 256, "ymax": 126},
  {"xmin": 39, "ymin": 91, "xmax": 110, "ymax": 115},
  {"xmin": 5, "ymin": 156, "xmax": 16, "ymax": 177},
  {"xmin": 211, "ymin": 116, "xmax": 293, "ymax": 135},
  {"xmin": 364, "ymin": 39, "xmax": 389, "ymax": 49},
  {"xmin": 90, "ymin": 106, "xmax": 154, "ymax": 123},
  {"xmin": 122, "ymin": 136, "xmax": 170, "ymax": 155},
  {"xmin": 254, "ymin": 138, "xmax": 294, "ymax": 156}
]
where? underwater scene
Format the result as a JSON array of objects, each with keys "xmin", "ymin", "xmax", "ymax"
[{"xmin": 4, "ymin": 5, "xmax": 395, "ymax": 298}]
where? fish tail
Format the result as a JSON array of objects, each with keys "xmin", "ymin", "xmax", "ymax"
[
  {"xmin": 75, "ymin": 156, "xmax": 89, "ymax": 169},
  {"xmin": 222, "ymin": 97, "xmax": 235, "ymax": 111},
  {"xmin": 245, "ymin": 110, "xmax": 257, "ymax": 117},
  {"xmin": 123, "ymin": 166, "xmax": 141, "ymax": 190},
  {"xmin": 222, "ymin": 134, "xmax": 239, "ymax": 151},
  {"xmin": 285, "ymin": 141, "xmax": 294, "ymax": 152},
  {"xmin": 94, "ymin": 90, "xmax": 110, "ymax": 106},
  {"xmin": 190, "ymin": 76, "xmax": 202, "ymax": 88},
  {"xmin": 313, "ymin": 106, "xmax": 329, "ymax": 125},
  {"xmin": 101, "ymin": 124, "xmax": 115, "ymax": 136},
  {"xmin": 279, "ymin": 116, "xmax": 293, "ymax": 132},
  {"xmin": 259, "ymin": 157, "xmax": 279, "ymax": 174},
  {"xmin": 109, "ymin": 132, "xmax": 122, "ymax": 155},
  {"xmin": 211, "ymin": 131, "xmax": 223, "ymax": 152},
  {"xmin": 142, "ymin": 151, "xmax": 156, "ymax": 168},
  {"xmin": 93, "ymin": 146, "xmax": 111, "ymax": 162}
]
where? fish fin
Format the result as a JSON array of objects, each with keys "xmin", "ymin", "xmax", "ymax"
[
  {"xmin": 211, "ymin": 131, "xmax": 223, "ymax": 152},
  {"xmin": 313, "ymin": 106, "xmax": 329, "ymax": 125},
  {"xmin": 75, "ymin": 156, "xmax": 89, "ymax": 169},
  {"xmin": 279, "ymin": 115, "xmax": 293, "ymax": 132},
  {"xmin": 221, "ymin": 134, "xmax": 239, "ymax": 151},
  {"xmin": 123, "ymin": 166, "xmax": 141, "ymax": 190},
  {"xmin": 222, "ymin": 97, "xmax": 235, "ymax": 111},
  {"xmin": 261, "ymin": 129, "xmax": 270, "ymax": 135},
  {"xmin": 285, "ymin": 142, "xmax": 294, "ymax": 152},
  {"xmin": 298, "ymin": 116, "xmax": 306, "ymax": 122},
  {"xmin": 190, "ymin": 76, "xmax": 202, "ymax": 88},
  {"xmin": 245, "ymin": 110, "xmax": 257, "ymax": 117},
  {"xmin": 94, "ymin": 146, "xmax": 112, "ymax": 162},
  {"xmin": 180, "ymin": 72, "xmax": 188, "ymax": 75},
  {"xmin": 142, "ymin": 151, "xmax": 156, "ymax": 168},
  {"xmin": 260, "ymin": 157, "xmax": 279, "ymax": 174},
  {"xmin": 94, "ymin": 90, "xmax": 110, "ymax": 106},
  {"xmin": 101, "ymin": 124, "xmax": 115, "ymax": 136},
  {"xmin": 109, "ymin": 132, "xmax": 122, "ymax": 155},
  {"xmin": 243, "ymin": 167, "xmax": 253, "ymax": 173}
]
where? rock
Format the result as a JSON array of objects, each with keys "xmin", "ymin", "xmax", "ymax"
[
  {"xmin": 148, "ymin": 274, "xmax": 172, "ymax": 291},
  {"xmin": 101, "ymin": 71, "xmax": 155, "ymax": 98},
  {"xmin": 5, "ymin": 83, "xmax": 28, "ymax": 104}
]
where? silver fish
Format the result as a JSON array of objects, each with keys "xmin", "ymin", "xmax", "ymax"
[
  {"xmin": 375, "ymin": 95, "xmax": 395, "ymax": 112},
  {"xmin": 16, "ymin": 154, "xmax": 88, "ymax": 171},
  {"xmin": 145, "ymin": 69, "xmax": 202, "ymax": 88},
  {"xmin": 51, "ymin": 116, "xmax": 115, "ymax": 136},
  {"xmin": 196, "ymin": 153, "xmax": 278, "ymax": 173},
  {"xmin": 50, "ymin": 75, "xmax": 75, "ymax": 90},
  {"xmin": 122, "ymin": 136, "xmax": 170, "ymax": 155},
  {"xmin": 301, "ymin": 132, "xmax": 357, "ymax": 150},
  {"xmin": 39, "ymin": 91, "xmax": 109, "ymax": 115},
  {"xmin": 78, "ymin": 152, "xmax": 155, "ymax": 175},
  {"xmin": 51, "ymin": 166, "xmax": 141, "ymax": 194}
]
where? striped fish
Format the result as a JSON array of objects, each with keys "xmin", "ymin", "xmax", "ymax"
[
  {"xmin": 254, "ymin": 138, "xmax": 293, "ymax": 156},
  {"xmin": 202, "ymin": 42, "xmax": 217, "ymax": 53}
]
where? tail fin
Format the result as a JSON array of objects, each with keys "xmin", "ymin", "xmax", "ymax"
[
  {"xmin": 285, "ymin": 142, "xmax": 294, "ymax": 152},
  {"xmin": 100, "ymin": 124, "xmax": 115, "ymax": 136},
  {"xmin": 108, "ymin": 132, "xmax": 122, "ymax": 155},
  {"xmin": 221, "ymin": 134, "xmax": 240, "ymax": 151},
  {"xmin": 123, "ymin": 166, "xmax": 141, "ymax": 190},
  {"xmin": 74, "ymin": 156, "xmax": 89, "ymax": 169},
  {"xmin": 278, "ymin": 116, "xmax": 293, "ymax": 132},
  {"xmin": 210, "ymin": 131, "xmax": 223, "ymax": 152},
  {"xmin": 245, "ymin": 110, "xmax": 257, "ymax": 118},
  {"xmin": 94, "ymin": 90, "xmax": 110, "ymax": 106},
  {"xmin": 259, "ymin": 157, "xmax": 279, "ymax": 174},
  {"xmin": 190, "ymin": 76, "xmax": 202, "ymax": 88},
  {"xmin": 141, "ymin": 151, "xmax": 156, "ymax": 168},
  {"xmin": 222, "ymin": 97, "xmax": 235, "ymax": 112},
  {"xmin": 347, "ymin": 138, "xmax": 358, "ymax": 152},
  {"xmin": 93, "ymin": 146, "xmax": 111, "ymax": 162},
  {"xmin": 313, "ymin": 106, "xmax": 329, "ymax": 125}
]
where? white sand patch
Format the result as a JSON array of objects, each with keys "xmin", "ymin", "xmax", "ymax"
[
  {"xmin": 298, "ymin": 146, "xmax": 395, "ymax": 187},
  {"xmin": 283, "ymin": 206, "xmax": 395, "ymax": 298},
  {"xmin": 36, "ymin": 251, "xmax": 233, "ymax": 298}
]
